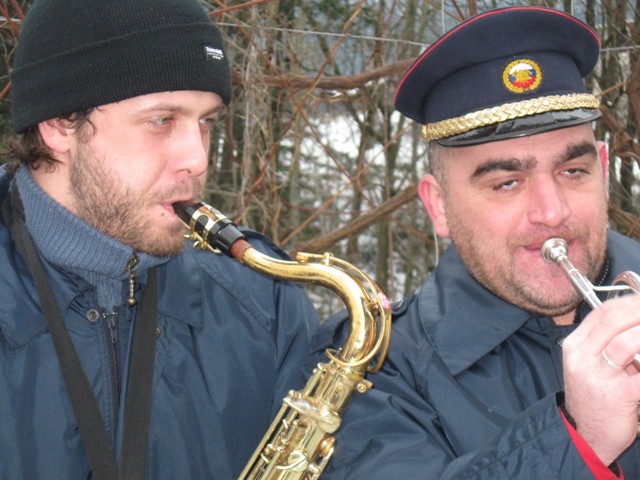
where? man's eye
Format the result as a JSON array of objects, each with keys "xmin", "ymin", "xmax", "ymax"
[
  {"xmin": 493, "ymin": 179, "xmax": 519, "ymax": 191},
  {"xmin": 200, "ymin": 117, "xmax": 219, "ymax": 127},
  {"xmin": 563, "ymin": 168, "xmax": 588, "ymax": 177},
  {"xmin": 151, "ymin": 117, "xmax": 171, "ymax": 126}
]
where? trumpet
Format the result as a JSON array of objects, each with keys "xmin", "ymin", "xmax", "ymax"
[{"xmin": 541, "ymin": 237, "xmax": 640, "ymax": 368}]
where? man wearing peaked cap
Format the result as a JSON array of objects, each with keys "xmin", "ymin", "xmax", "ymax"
[
  {"xmin": 394, "ymin": 6, "xmax": 602, "ymax": 146},
  {"xmin": 311, "ymin": 6, "xmax": 640, "ymax": 479},
  {"xmin": 0, "ymin": 0, "xmax": 319, "ymax": 478}
]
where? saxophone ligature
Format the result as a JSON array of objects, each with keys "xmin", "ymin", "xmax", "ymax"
[{"xmin": 175, "ymin": 201, "xmax": 392, "ymax": 479}]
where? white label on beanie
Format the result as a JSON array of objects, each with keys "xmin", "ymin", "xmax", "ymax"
[{"xmin": 204, "ymin": 46, "xmax": 225, "ymax": 61}]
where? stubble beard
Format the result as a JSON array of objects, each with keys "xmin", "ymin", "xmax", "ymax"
[
  {"xmin": 445, "ymin": 209, "xmax": 608, "ymax": 318},
  {"xmin": 69, "ymin": 145, "xmax": 202, "ymax": 257}
]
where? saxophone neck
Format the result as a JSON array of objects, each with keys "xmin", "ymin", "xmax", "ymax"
[
  {"xmin": 241, "ymin": 247, "xmax": 391, "ymax": 371},
  {"xmin": 175, "ymin": 201, "xmax": 391, "ymax": 372}
]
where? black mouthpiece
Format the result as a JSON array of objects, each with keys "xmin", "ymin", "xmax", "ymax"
[{"xmin": 175, "ymin": 202, "xmax": 245, "ymax": 257}]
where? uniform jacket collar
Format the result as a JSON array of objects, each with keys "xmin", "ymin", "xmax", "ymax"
[
  {"xmin": 418, "ymin": 231, "xmax": 640, "ymax": 376},
  {"xmin": 418, "ymin": 245, "xmax": 531, "ymax": 375}
]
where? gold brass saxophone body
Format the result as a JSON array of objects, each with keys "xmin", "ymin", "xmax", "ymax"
[{"xmin": 175, "ymin": 201, "xmax": 392, "ymax": 480}]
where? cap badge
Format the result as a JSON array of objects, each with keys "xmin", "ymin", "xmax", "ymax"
[{"xmin": 503, "ymin": 58, "xmax": 542, "ymax": 93}]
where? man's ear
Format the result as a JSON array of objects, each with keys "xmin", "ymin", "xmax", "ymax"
[
  {"xmin": 37, "ymin": 119, "xmax": 73, "ymax": 155},
  {"xmin": 418, "ymin": 174, "xmax": 450, "ymax": 238},
  {"xmin": 596, "ymin": 140, "xmax": 609, "ymax": 201}
]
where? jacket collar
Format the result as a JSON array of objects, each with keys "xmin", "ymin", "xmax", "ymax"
[
  {"xmin": 0, "ymin": 236, "xmax": 91, "ymax": 348},
  {"xmin": 418, "ymin": 245, "xmax": 537, "ymax": 375},
  {"xmin": 419, "ymin": 231, "xmax": 640, "ymax": 376},
  {"xmin": 157, "ymin": 248, "xmax": 204, "ymax": 330},
  {"xmin": 0, "ymin": 247, "xmax": 205, "ymax": 349}
]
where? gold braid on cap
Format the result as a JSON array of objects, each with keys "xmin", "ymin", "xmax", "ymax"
[{"xmin": 422, "ymin": 93, "xmax": 600, "ymax": 141}]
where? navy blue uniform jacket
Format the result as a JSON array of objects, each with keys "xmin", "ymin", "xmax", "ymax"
[{"xmin": 312, "ymin": 231, "xmax": 640, "ymax": 479}]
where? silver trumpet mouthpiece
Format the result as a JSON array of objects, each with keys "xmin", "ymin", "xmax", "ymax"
[{"xmin": 541, "ymin": 238, "xmax": 568, "ymax": 264}]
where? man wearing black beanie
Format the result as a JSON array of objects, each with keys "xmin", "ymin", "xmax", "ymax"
[{"xmin": 0, "ymin": 1, "xmax": 319, "ymax": 479}]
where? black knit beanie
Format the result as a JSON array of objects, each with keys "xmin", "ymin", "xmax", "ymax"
[{"xmin": 10, "ymin": 0, "xmax": 232, "ymax": 133}]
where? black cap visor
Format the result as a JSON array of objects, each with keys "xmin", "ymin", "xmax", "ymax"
[{"xmin": 435, "ymin": 108, "xmax": 601, "ymax": 146}]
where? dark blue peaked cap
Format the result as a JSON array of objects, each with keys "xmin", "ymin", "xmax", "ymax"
[{"xmin": 394, "ymin": 7, "xmax": 601, "ymax": 146}]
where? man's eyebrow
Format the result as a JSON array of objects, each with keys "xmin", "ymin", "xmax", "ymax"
[
  {"xmin": 546, "ymin": 141, "xmax": 599, "ymax": 169},
  {"xmin": 469, "ymin": 141, "xmax": 598, "ymax": 181},
  {"xmin": 135, "ymin": 103, "xmax": 225, "ymax": 117},
  {"xmin": 565, "ymin": 142, "xmax": 598, "ymax": 162},
  {"xmin": 471, "ymin": 157, "xmax": 536, "ymax": 181}
]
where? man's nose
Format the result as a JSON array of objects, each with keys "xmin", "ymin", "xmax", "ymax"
[
  {"xmin": 526, "ymin": 177, "xmax": 571, "ymax": 227},
  {"xmin": 172, "ymin": 124, "xmax": 209, "ymax": 177}
]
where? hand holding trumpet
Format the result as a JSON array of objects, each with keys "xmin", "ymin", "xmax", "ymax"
[{"xmin": 542, "ymin": 238, "xmax": 640, "ymax": 466}]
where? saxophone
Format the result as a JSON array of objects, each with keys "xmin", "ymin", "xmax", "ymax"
[{"xmin": 175, "ymin": 201, "xmax": 392, "ymax": 480}]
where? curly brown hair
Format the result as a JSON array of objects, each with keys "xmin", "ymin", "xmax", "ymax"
[{"xmin": 1, "ymin": 110, "xmax": 95, "ymax": 175}]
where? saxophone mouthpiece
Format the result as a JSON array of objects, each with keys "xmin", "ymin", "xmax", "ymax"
[
  {"xmin": 174, "ymin": 201, "xmax": 246, "ymax": 257},
  {"xmin": 174, "ymin": 201, "xmax": 199, "ymax": 226}
]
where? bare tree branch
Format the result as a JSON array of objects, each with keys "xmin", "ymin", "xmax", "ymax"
[
  {"xmin": 292, "ymin": 183, "xmax": 418, "ymax": 254},
  {"xmin": 231, "ymin": 58, "xmax": 414, "ymax": 90}
]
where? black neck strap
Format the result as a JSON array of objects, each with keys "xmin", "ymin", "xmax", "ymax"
[{"xmin": 2, "ymin": 185, "xmax": 158, "ymax": 480}]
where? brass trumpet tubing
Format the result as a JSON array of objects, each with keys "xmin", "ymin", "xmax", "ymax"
[
  {"xmin": 541, "ymin": 238, "xmax": 640, "ymax": 369},
  {"xmin": 541, "ymin": 238, "xmax": 601, "ymax": 309}
]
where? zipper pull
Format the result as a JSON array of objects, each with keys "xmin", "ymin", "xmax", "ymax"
[
  {"xmin": 105, "ymin": 311, "xmax": 118, "ymax": 345},
  {"xmin": 126, "ymin": 254, "xmax": 140, "ymax": 306}
]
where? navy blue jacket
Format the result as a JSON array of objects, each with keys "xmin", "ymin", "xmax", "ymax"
[
  {"xmin": 313, "ymin": 231, "xmax": 640, "ymax": 479},
  {"xmin": 0, "ymin": 170, "xmax": 319, "ymax": 479}
]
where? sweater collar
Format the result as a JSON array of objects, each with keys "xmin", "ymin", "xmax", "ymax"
[{"xmin": 15, "ymin": 166, "xmax": 167, "ymax": 280}]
